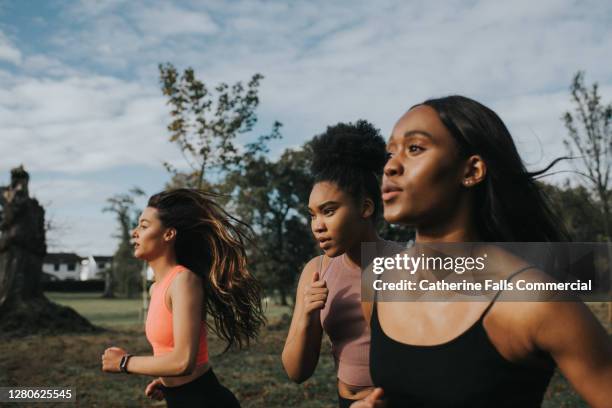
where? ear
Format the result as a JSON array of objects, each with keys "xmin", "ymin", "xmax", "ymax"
[
  {"xmin": 362, "ymin": 197, "xmax": 375, "ymax": 219},
  {"xmin": 163, "ymin": 227, "xmax": 177, "ymax": 243},
  {"xmin": 462, "ymin": 155, "xmax": 486, "ymax": 187}
]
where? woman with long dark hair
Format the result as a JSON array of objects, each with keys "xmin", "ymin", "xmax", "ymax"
[
  {"xmin": 355, "ymin": 96, "xmax": 611, "ymax": 407},
  {"xmin": 282, "ymin": 121, "xmax": 391, "ymax": 407},
  {"xmin": 102, "ymin": 189, "xmax": 265, "ymax": 407}
]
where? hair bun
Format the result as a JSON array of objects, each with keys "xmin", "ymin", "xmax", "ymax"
[{"xmin": 310, "ymin": 120, "xmax": 387, "ymax": 175}]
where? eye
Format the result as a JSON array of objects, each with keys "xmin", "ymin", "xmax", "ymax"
[
  {"xmin": 385, "ymin": 152, "xmax": 393, "ymax": 161},
  {"xmin": 323, "ymin": 208, "xmax": 336, "ymax": 216},
  {"xmin": 408, "ymin": 144, "xmax": 424, "ymax": 153}
]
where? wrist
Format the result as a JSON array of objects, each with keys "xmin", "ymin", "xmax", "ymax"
[
  {"xmin": 119, "ymin": 354, "xmax": 133, "ymax": 373},
  {"xmin": 298, "ymin": 313, "xmax": 318, "ymax": 330}
]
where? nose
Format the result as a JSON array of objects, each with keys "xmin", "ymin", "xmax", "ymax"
[
  {"xmin": 384, "ymin": 154, "xmax": 403, "ymax": 177},
  {"xmin": 131, "ymin": 228, "xmax": 138, "ymax": 239},
  {"xmin": 311, "ymin": 217, "xmax": 326, "ymax": 234}
]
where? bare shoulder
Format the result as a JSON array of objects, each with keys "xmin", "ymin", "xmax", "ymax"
[
  {"xmin": 170, "ymin": 268, "xmax": 203, "ymax": 294},
  {"xmin": 298, "ymin": 256, "xmax": 322, "ymax": 285}
]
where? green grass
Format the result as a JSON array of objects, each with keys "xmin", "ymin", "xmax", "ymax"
[
  {"xmin": 45, "ymin": 292, "xmax": 144, "ymax": 327},
  {"xmin": 0, "ymin": 293, "xmax": 607, "ymax": 407}
]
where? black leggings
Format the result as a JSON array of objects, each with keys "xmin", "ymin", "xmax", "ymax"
[
  {"xmin": 338, "ymin": 393, "xmax": 355, "ymax": 408},
  {"xmin": 160, "ymin": 369, "xmax": 240, "ymax": 408}
]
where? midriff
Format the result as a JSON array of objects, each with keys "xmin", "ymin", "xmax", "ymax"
[
  {"xmin": 338, "ymin": 379, "xmax": 374, "ymax": 400},
  {"xmin": 161, "ymin": 361, "xmax": 211, "ymax": 387}
]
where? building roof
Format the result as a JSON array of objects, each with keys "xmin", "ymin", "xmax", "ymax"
[
  {"xmin": 44, "ymin": 252, "xmax": 82, "ymax": 263},
  {"xmin": 93, "ymin": 255, "xmax": 113, "ymax": 263}
]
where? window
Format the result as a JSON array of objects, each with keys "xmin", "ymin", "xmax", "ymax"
[
  {"xmin": 54, "ymin": 263, "xmax": 60, "ymax": 271},
  {"xmin": 68, "ymin": 263, "xmax": 75, "ymax": 271}
]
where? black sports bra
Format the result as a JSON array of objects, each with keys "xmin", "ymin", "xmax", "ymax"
[{"xmin": 369, "ymin": 265, "xmax": 555, "ymax": 407}]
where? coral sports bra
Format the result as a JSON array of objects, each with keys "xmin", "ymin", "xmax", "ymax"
[{"xmin": 145, "ymin": 265, "xmax": 208, "ymax": 366}]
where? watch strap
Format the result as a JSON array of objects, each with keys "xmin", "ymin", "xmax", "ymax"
[{"xmin": 119, "ymin": 354, "xmax": 132, "ymax": 373}]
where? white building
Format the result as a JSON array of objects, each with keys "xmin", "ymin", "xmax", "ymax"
[
  {"xmin": 42, "ymin": 253, "xmax": 83, "ymax": 281},
  {"xmin": 80, "ymin": 255, "xmax": 113, "ymax": 281}
]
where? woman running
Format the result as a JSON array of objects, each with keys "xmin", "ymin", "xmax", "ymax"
[
  {"xmin": 355, "ymin": 95, "xmax": 612, "ymax": 407},
  {"xmin": 282, "ymin": 121, "xmax": 389, "ymax": 407},
  {"xmin": 102, "ymin": 188, "xmax": 265, "ymax": 407}
]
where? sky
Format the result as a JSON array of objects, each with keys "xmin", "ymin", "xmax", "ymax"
[{"xmin": 0, "ymin": 0, "xmax": 610, "ymax": 255}]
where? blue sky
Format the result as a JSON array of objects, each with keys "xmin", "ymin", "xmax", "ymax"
[{"xmin": 0, "ymin": 0, "xmax": 611, "ymax": 255}]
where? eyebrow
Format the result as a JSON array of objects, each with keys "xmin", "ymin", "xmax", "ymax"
[
  {"xmin": 318, "ymin": 201, "xmax": 340, "ymax": 210},
  {"xmin": 308, "ymin": 200, "xmax": 340, "ymax": 212},
  {"xmin": 404, "ymin": 130, "xmax": 434, "ymax": 139},
  {"xmin": 387, "ymin": 129, "xmax": 435, "ymax": 149}
]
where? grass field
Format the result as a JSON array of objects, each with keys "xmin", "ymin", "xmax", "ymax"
[{"xmin": 0, "ymin": 293, "xmax": 608, "ymax": 407}]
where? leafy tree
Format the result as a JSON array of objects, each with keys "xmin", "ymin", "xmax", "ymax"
[
  {"xmin": 539, "ymin": 181, "xmax": 605, "ymax": 242},
  {"xmin": 103, "ymin": 187, "xmax": 145, "ymax": 298},
  {"xmin": 562, "ymin": 71, "xmax": 612, "ymax": 322},
  {"xmin": 227, "ymin": 147, "xmax": 315, "ymax": 305},
  {"xmin": 159, "ymin": 63, "xmax": 279, "ymax": 190},
  {"xmin": 562, "ymin": 71, "xmax": 611, "ymax": 240}
]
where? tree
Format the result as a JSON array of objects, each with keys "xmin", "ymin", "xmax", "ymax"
[
  {"xmin": 159, "ymin": 63, "xmax": 279, "ymax": 189},
  {"xmin": 563, "ymin": 71, "xmax": 612, "ymax": 322},
  {"xmin": 0, "ymin": 166, "xmax": 95, "ymax": 336},
  {"xmin": 563, "ymin": 71, "xmax": 612, "ymax": 240},
  {"xmin": 103, "ymin": 187, "xmax": 145, "ymax": 298},
  {"xmin": 227, "ymin": 147, "xmax": 316, "ymax": 305},
  {"xmin": 539, "ymin": 181, "xmax": 605, "ymax": 242}
]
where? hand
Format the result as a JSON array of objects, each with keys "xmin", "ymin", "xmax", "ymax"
[
  {"xmin": 300, "ymin": 270, "xmax": 328, "ymax": 323},
  {"xmin": 145, "ymin": 378, "xmax": 164, "ymax": 401},
  {"xmin": 101, "ymin": 346, "xmax": 127, "ymax": 373},
  {"xmin": 350, "ymin": 388, "xmax": 385, "ymax": 408}
]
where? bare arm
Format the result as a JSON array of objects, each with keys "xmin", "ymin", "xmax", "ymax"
[
  {"xmin": 281, "ymin": 256, "xmax": 328, "ymax": 383},
  {"xmin": 533, "ymin": 301, "xmax": 612, "ymax": 408},
  {"xmin": 126, "ymin": 270, "xmax": 203, "ymax": 377},
  {"xmin": 361, "ymin": 301, "xmax": 373, "ymax": 326}
]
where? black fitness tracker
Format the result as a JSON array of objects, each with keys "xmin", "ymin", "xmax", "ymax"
[{"xmin": 119, "ymin": 354, "xmax": 132, "ymax": 373}]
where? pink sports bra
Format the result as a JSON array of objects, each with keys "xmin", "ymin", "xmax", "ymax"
[{"xmin": 319, "ymin": 255, "xmax": 373, "ymax": 387}]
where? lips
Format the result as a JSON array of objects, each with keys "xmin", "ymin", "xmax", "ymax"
[
  {"xmin": 382, "ymin": 182, "xmax": 403, "ymax": 202},
  {"xmin": 317, "ymin": 237, "xmax": 332, "ymax": 249}
]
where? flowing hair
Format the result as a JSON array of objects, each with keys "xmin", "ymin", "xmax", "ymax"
[
  {"xmin": 148, "ymin": 188, "xmax": 265, "ymax": 350},
  {"xmin": 418, "ymin": 95, "xmax": 570, "ymax": 242}
]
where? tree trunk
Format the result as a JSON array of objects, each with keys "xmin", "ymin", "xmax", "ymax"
[
  {"xmin": 279, "ymin": 286, "xmax": 288, "ymax": 306},
  {"xmin": 0, "ymin": 167, "xmax": 98, "ymax": 337},
  {"xmin": 600, "ymin": 193, "xmax": 612, "ymax": 324},
  {"xmin": 102, "ymin": 267, "xmax": 115, "ymax": 298}
]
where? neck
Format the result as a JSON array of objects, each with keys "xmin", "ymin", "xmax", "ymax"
[
  {"xmin": 148, "ymin": 253, "xmax": 178, "ymax": 282},
  {"xmin": 416, "ymin": 199, "xmax": 480, "ymax": 243},
  {"xmin": 345, "ymin": 222, "xmax": 380, "ymax": 269}
]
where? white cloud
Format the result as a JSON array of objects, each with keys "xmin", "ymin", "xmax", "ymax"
[
  {"xmin": 137, "ymin": 4, "xmax": 218, "ymax": 36},
  {"xmin": 0, "ymin": 74, "xmax": 181, "ymax": 174},
  {"xmin": 0, "ymin": 31, "xmax": 21, "ymax": 65},
  {"xmin": 2, "ymin": 0, "xmax": 611, "ymax": 253}
]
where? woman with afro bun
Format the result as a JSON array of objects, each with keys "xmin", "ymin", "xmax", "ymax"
[{"xmin": 282, "ymin": 120, "xmax": 389, "ymax": 407}]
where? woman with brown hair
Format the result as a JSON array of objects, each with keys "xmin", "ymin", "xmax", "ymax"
[{"xmin": 101, "ymin": 188, "xmax": 265, "ymax": 407}]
